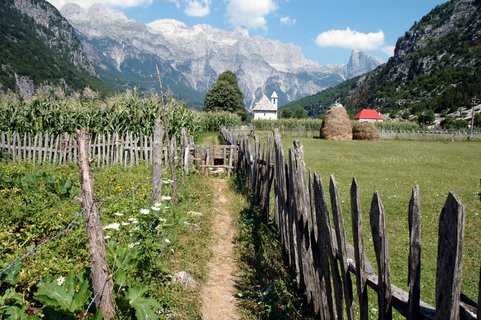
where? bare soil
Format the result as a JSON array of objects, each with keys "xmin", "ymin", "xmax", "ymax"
[{"xmin": 200, "ymin": 178, "xmax": 240, "ymax": 320}]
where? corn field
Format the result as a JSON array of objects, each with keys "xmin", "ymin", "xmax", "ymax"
[{"xmin": 0, "ymin": 91, "xmax": 242, "ymax": 140}]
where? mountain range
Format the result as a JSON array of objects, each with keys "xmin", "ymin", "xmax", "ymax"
[
  {"xmin": 60, "ymin": 3, "xmax": 382, "ymax": 109},
  {"xmin": 284, "ymin": 0, "xmax": 481, "ymax": 117}
]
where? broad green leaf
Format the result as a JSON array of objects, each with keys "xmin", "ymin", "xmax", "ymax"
[{"xmin": 34, "ymin": 273, "xmax": 91, "ymax": 314}]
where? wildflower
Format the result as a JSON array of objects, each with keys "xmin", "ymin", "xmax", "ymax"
[
  {"xmin": 162, "ymin": 179, "xmax": 174, "ymax": 184},
  {"xmin": 121, "ymin": 222, "xmax": 130, "ymax": 226},
  {"xmin": 161, "ymin": 195, "xmax": 172, "ymax": 201},
  {"xmin": 104, "ymin": 235, "xmax": 111, "ymax": 240},
  {"xmin": 56, "ymin": 276, "xmax": 65, "ymax": 286},
  {"xmin": 188, "ymin": 211, "xmax": 203, "ymax": 216},
  {"xmin": 128, "ymin": 217, "xmax": 138, "ymax": 224},
  {"xmin": 158, "ymin": 217, "xmax": 167, "ymax": 223},
  {"xmin": 114, "ymin": 212, "xmax": 124, "ymax": 217},
  {"xmin": 103, "ymin": 223, "xmax": 120, "ymax": 230},
  {"xmin": 151, "ymin": 205, "xmax": 162, "ymax": 211},
  {"xmin": 128, "ymin": 240, "xmax": 141, "ymax": 248},
  {"xmin": 164, "ymin": 238, "xmax": 171, "ymax": 244},
  {"xmin": 140, "ymin": 208, "xmax": 150, "ymax": 215}
]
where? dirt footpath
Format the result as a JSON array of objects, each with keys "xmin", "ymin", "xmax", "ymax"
[{"xmin": 200, "ymin": 178, "xmax": 240, "ymax": 320}]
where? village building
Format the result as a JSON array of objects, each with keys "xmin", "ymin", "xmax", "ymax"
[
  {"xmin": 252, "ymin": 91, "xmax": 278, "ymax": 120},
  {"xmin": 353, "ymin": 109, "xmax": 384, "ymax": 123}
]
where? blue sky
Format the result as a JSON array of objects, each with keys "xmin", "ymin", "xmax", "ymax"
[{"xmin": 47, "ymin": 0, "xmax": 448, "ymax": 65}]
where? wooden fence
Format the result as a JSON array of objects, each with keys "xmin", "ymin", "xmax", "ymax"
[
  {"xmin": 0, "ymin": 131, "xmax": 238, "ymax": 174},
  {"xmin": 220, "ymin": 127, "xmax": 480, "ymax": 320}
]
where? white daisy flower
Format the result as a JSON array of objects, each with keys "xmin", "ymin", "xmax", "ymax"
[
  {"xmin": 140, "ymin": 208, "xmax": 150, "ymax": 215},
  {"xmin": 161, "ymin": 195, "xmax": 172, "ymax": 201},
  {"xmin": 103, "ymin": 223, "xmax": 120, "ymax": 230},
  {"xmin": 114, "ymin": 212, "xmax": 124, "ymax": 217}
]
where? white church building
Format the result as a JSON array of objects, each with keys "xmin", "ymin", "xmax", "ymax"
[{"xmin": 252, "ymin": 91, "xmax": 278, "ymax": 120}]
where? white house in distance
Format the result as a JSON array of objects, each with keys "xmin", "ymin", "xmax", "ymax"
[
  {"xmin": 353, "ymin": 109, "xmax": 384, "ymax": 123},
  {"xmin": 252, "ymin": 91, "xmax": 278, "ymax": 120}
]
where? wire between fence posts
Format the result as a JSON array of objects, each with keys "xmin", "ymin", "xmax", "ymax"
[{"xmin": 77, "ymin": 128, "xmax": 116, "ymax": 320}]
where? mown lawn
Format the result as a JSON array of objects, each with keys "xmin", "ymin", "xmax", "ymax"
[{"xmin": 278, "ymin": 137, "xmax": 481, "ymax": 306}]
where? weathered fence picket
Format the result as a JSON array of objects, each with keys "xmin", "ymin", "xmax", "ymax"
[{"xmin": 219, "ymin": 127, "xmax": 478, "ymax": 320}]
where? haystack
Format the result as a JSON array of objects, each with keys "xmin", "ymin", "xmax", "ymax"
[
  {"xmin": 320, "ymin": 103, "xmax": 352, "ymax": 140},
  {"xmin": 352, "ymin": 122, "xmax": 380, "ymax": 140}
]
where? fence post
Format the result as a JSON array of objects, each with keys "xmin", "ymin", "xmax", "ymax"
[
  {"xmin": 77, "ymin": 128, "xmax": 116, "ymax": 320},
  {"xmin": 350, "ymin": 178, "xmax": 369, "ymax": 320},
  {"xmin": 370, "ymin": 192, "xmax": 393, "ymax": 320},
  {"xmin": 408, "ymin": 186, "xmax": 421, "ymax": 319},
  {"xmin": 330, "ymin": 176, "xmax": 355, "ymax": 320},
  {"xmin": 152, "ymin": 119, "xmax": 164, "ymax": 205},
  {"xmin": 435, "ymin": 192, "xmax": 465, "ymax": 320}
]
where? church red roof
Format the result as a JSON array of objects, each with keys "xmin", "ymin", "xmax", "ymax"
[{"xmin": 353, "ymin": 109, "xmax": 383, "ymax": 120}]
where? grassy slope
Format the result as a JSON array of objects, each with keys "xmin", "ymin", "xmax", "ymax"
[{"xmin": 279, "ymin": 137, "xmax": 481, "ymax": 305}]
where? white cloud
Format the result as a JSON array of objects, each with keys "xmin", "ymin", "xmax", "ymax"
[
  {"xmin": 226, "ymin": 0, "xmax": 277, "ymax": 30},
  {"xmin": 315, "ymin": 28, "xmax": 385, "ymax": 50},
  {"xmin": 46, "ymin": 0, "xmax": 152, "ymax": 9},
  {"xmin": 184, "ymin": 0, "xmax": 211, "ymax": 17},
  {"xmin": 381, "ymin": 45, "xmax": 395, "ymax": 57},
  {"xmin": 280, "ymin": 16, "xmax": 296, "ymax": 26}
]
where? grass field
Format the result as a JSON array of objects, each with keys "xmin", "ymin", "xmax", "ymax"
[{"xmin": 277, "ymin": 136, "xmax": 481, "ymax": 306}]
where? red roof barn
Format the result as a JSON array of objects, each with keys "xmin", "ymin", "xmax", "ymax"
[{"xmin": 353, "ymin": 109, "xmax": 384, "ymax": 122}]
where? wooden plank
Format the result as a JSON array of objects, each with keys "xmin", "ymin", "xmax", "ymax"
[
  {"xmin": 48, "ymin": 133, "xmax": 55, "ymax": 163},
  {"xmin": 32, "ymin": 133, "xmax": 38, "ymax": 164},
  {"xmin": 152, "ymin": 119, "xmax": 164, "ymax": 204},
  {"xmin": 11, "ymin": 132, "xmax": 17, "ymax": 162},
  {"xmin": 27, "ymin": 132, "xmax": 33, "ymax": 162},
  {"xmin": 287, "ymin": 148, "xmax": 302, "ymax": 284},
  {"xmin": 273, "ymin": 129, "xmax": 289, "ymax": 255},
  {"xmin": 408, "ymin": 186, "xmax": 421, "ymax": 319},
  {"xmin": 330, "ymin": 175, "xmax": 355, "ymax": 320},
  {"xmin": 436, "ymin": 192, "xmax": 465, "ymax": 320},
  {"xmin": 370, "ymin": 192, "xmax": 393, "ymax": 320},
  {"xmin": 103, "ymin": 133, "xmax": 107, "ymax": 167},
  {"xmin": 350, "ymin": 177, "xmax": 369, "ymax": 320},
  {"xmin": 21, "ymin": 133, "xmax": 26, "ymax": 161},
  {"xmin": 43, "ymin": 132, "xmax": 49, "ymax": 163},
  {"xmin": 313, "ymin": 174, "xmax": 337, "ymax": 319},
  {"xmin": 290, "ymin": 140, "xmax": 317, "ymax": 307},
  {"xmin": 53, "ymin": 135, "xmax": 60, "ymax": 164}
]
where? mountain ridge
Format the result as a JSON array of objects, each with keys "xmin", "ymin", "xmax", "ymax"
[
  {"xmin": 60, "ymin": 3, "xmax": 382, "ymax": 108},
  {"xmin": 0, "ymin": 0, "xmax": 107, "ymax": 95}
]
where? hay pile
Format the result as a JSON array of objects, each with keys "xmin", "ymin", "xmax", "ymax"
[
  {"xmin": 352, "ymin": 122, "xmax": 380, "ymax": 140},
  {"xmin": 320, "ymin": 104, "xmax": 352, "ymax": 140}
]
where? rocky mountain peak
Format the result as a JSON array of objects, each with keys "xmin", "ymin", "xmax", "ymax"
[
  {"xmin": 13, "ymin": 0, "xmax": 94, "ymax": 74},
  {"xmin": 345, "ymin": 49, "xmax": 383, "ymax": 78}
]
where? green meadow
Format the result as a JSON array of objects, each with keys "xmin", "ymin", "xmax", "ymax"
[{"xmin": 277, "ymin": 137, "xmax": 481, "ymax": 306}]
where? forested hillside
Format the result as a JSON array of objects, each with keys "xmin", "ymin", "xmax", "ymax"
[
  {"xmin": 0, "ymin": 0, "xmax": 108, "ymax": 95},
  {"xmin": 283, "ymin": 0, "xmax": 481, "ymax": 118}
]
